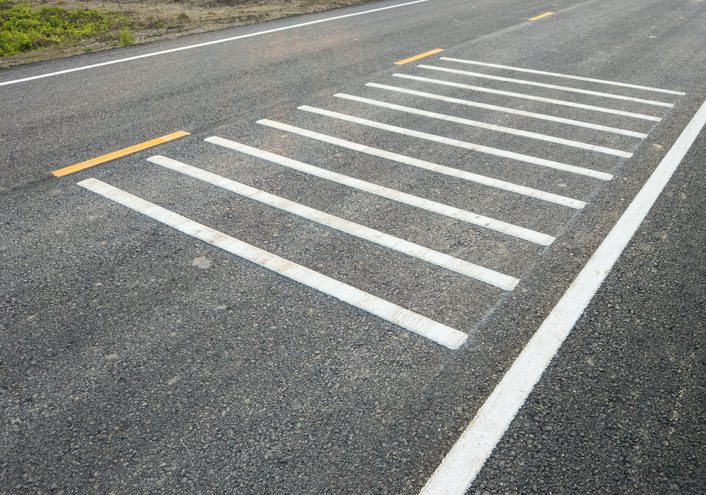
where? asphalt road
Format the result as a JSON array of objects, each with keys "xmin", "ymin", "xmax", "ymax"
[{"xmin": 1, "ymin": 0, "xmax": 704, "ymax": 493}]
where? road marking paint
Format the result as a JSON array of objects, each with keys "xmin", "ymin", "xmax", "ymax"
[
  {"xmin": 206, "ymin": 136, "xmax": 555, "ymax": 246},
  {"xmin": 438, "ymin": 58, "xmax": 686, "ymax": 96},
  {"xmin": 394, "ymin": 73, "xmax": 662, "ymax": 122},
  {"xmin": 419, "ymin": 98, "xmax": 706, "ymax": 494},
  {"xmin": 528, "ymin": 11, "xmax": 554, "ymax": 21},
  {"xmin": 149, "ymin": 155, "xmax": 517, "ymax": 289},
  {"xmin": 78, "ymin": 178, "xmax": 467, "ymax": 349},
  {"xmin": 367, "ymin": 82, "xmax": 649, "ymax": 138},
  {"xmin": 394, "ymin": 48, "xmax": 444, "ymax": 65},
  {"xmin": 299, "ymin": 106, "xmax": 613, "ymax": 181},
  {"xmin": 258, "ymin": 119, "xmax": 586, "ymax": 209},
  {"xmin": 51, "ymin": 131, "xmax": 190, "ymax": 177},
  {"xmin": 0, "ymin": 0, "xmax": 429, "ymax": 88},
  {"xmin": 419, "ymin": 65, "xmax": 674, "ymax": 108},
  {"xmin": 335, "ymin": 93, "xmax": 633, "ymax": 157}
]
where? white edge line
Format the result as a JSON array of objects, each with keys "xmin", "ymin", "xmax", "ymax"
[
  {"xmin": 147, "ymin": 154, "xmax": 518, "ymax": 290},
  {"xmin": 419, "ymin": 97, "xmax": 706, "ymax": 493},
  {"xmin": 257, "ymin": 118, "xmax": 587, "ymax": 209},
  {"xmin": 438, "ymin": 57, "xmax": 686, "ymax": 96},
  {"xmin": 77, "ymin": 177, "xmax": 468, "ymax": 349},
  {"xmin": 0, "ymin": 0, "xmax": 429, "ymax": 88},
  {"xmin": 365, "ymin": 82, "xmax": 649, "ymax": 139},
  {"xmin": 205, "ymin": 135, "xmax": 556, "ymax": 246},
  {"xmin": 334, "ymin": 92, "xmax": 633, "ymax": 157}
]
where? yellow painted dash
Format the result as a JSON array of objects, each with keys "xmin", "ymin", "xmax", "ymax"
[
  {"xmin": 52, "ymin": 131, "xmax": 190, "ymax": 177},
  {"xmin": 528, "ymin": 11, "xmax": 554, "ymax": 21},
  {"xmin": 394, "ymin": 48, "xmax": 444, "ymax": 65}
]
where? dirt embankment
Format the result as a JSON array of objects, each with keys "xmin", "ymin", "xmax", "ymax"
[{"xmin": 1, "ymin": 0, "xmax": 374, "ymax": 68}]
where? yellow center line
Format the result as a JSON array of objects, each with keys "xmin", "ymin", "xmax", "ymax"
[
  {"xmin": 52, "ymin": 131, "xmax": 190, "ymax": 177},
  {"xmin": 394, "ymin": 48, "xmax": 444, "ymax": 65},
  {"xmin": 528, "ymin": 11, "xmax": 554, "ymax": 21}
]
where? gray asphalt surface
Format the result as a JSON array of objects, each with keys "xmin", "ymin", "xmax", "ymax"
[
  {"xmin": 1, "ymin": 0, "xmax": 705, "ymax": 493},
  {"xmin": 473, "ymin": 129, "xmax": 706, "ymax": 495}
]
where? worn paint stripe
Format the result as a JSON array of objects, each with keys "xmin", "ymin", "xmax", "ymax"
[
  {"xmin": 52, "ymin": 131, "xmax": 190, "ymax": 177},
  {"xmin": 395, "ymin": 48, "xmax": 444, "ymax": 65},
  {"xmin": 528, "ymin": 11, "xmax": 554, "ymax": 21}
]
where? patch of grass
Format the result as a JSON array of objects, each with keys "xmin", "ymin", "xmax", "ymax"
[
  {"xmin": 116, "ymin": 27, "xmax": 134, "ymax": 46},
  {"xmin": 0, "ymin": 0, "xmax": 131, "ymax": 57}
]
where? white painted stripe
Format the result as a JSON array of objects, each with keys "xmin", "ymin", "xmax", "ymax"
[
  {"xmin": 78, "ymin": 177, "xmax": 467, "ymax": 349},
  {"xmin": 148, "ymin": 155, "xmax": 517, "ymax": 290},
  {"xmin": 258, "ymin": 119, "xmax": 586, "ymax": 209},
  {"xmin": 335, "ymin": 93, "xmax": 633, "ymax": 158},
  {"xmin": 420, "ymin": 65, "xmax": 674, "ymax": 108},
  {"xmin": 0, "ymin": 0, "xmax": 429, "ymax": 88},
  {"xmin": 205, "ymin": 136, "xmax": 555, "ymax": 246},
  {"xmin": 299, "ymin": 105, "xmax": 614, "ymax": 181},
  {"xmin": 366, "ymin": 82, "xmax": 649, "ymax": 138},
  {"xmin": 420, "ymin": 98, "xmax": 706, "ymax": 493},
  {"xmin": 439, "ymin": 57, "xmax": 686, "ymax": 96},
  {"xmin": 394, "ymin": 74, "xmax": 662, "ymax": 122}
]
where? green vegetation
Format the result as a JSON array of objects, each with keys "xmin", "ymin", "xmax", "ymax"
[
  {"xmin": 0, "ymin": 1, "xmax": 131, "ymax": 57},
  {"xmin": 116, "ymin": 27, "xmax": 134, "ymax": 47}
]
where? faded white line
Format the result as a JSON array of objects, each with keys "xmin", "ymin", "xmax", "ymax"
[
  {"xmin": 421, "ymin": 64, "xmax": 674, "ymax": 108},
  {"xmin": 205, "ymin": 136, "xmax": 555, "ymax": 246},
  {"xmin": 78, "ymin": 177, "xmax": 467, "ymax": 349},
  {"xmin": 148, "ymin": 155, "xmax": 518, "ymax": 290},
  {"xmin": 439, "ymin": 57, "xmax": 686, "ymax": 96},
  {"xmin": 394, "ymin": 73, "xmax": 662, "ymax": 122},
  {"xmin": 258, "ymin": 118, "xmax": 586, "ymax": 209},
  {"xmin": 0, "ymin": 0, "xmax": 429, "ymax": 88},
  {"xmin": 366, "ymin": 82, "xmax": 649, "ymax": 138},
  {"xmin": 335, "ymin": 92, "xmax": 633, "ymax": 157},
  {"xmin": 299, "ymin": 105, "xmax": 613, "ymax": 181},
  {"xmin": 420, "ymin": 98, "xmax": 706, "ymax": 492}
]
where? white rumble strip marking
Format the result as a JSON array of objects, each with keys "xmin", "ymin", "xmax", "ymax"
[
  {"xmin": 394, "ymin": 73, "xmax": 663, "ymax": 122},
  {"xmin": 148, "ymin": 154, "xmax": 519, "ymax": 290},
  {"xmin": 205, "ymin": 136, "xmax": 556, "ymax": 246},
  {"xmin": 438, "ymin": 57, "xmax": 686, "ymax": 96},
  {"xmin": 366, "ymin": 82, "xmax": 649, "ymax": 138},
  {"xmin": 334, "ymin": 92, "xmax": 633, "ymax": 157},
  {"xmin": 78, "ymin": 177, "xmax": 469, "ymax": 349},
  {"xmin": 299, "ymin": 105, "xmax": 614, "ymax": 181},
  {"xmin": 257, "ymin": 118, "xmax": 587, "ymax": 209},
  {"xmin": 420, "ymin": 64, "xmax": 674, "ymax": 108}
]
